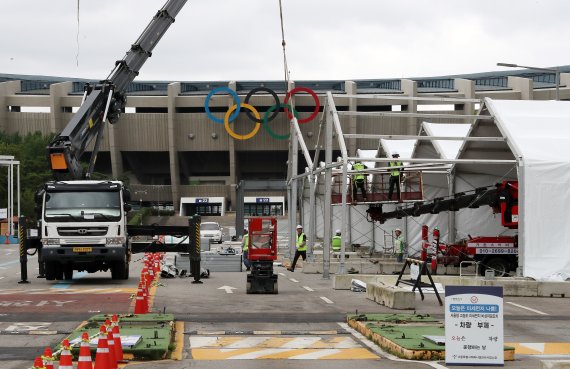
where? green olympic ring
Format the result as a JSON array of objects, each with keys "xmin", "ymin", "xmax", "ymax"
[{"xmin": 263, "ymin": 103, "xmax": 299, "ymax": 140}]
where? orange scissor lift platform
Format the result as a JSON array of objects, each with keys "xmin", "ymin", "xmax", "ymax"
[
  {"xmin": 246, "ymin": 217, "xmax": 278, "ymax": 294},
  {"xmin": 331, "ymin": 170, "xmax": 424, "ymax": 204}
]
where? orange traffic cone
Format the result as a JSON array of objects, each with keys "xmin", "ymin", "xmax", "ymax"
[
  {"xmin": 42, "ymin": 347, "xmax": 55, "ymax": 369},
  {"xmin": 33, "ymin": 356, "xmax": 45, "ymax": 369},
  {"xmin": 134, "ymin": 288, "xmax": 148, "ymax": 314},
  {"xmin": 94, "ymin": 326, "xmax": 111, "ymax": 369},
  {"xmin": 59, "ymin": 339, "xmax": 74, "ymax": 369},
  {"xmin": 107, "ymin": 331, "xmax": 118, "ymax": 369},
  {"xmin": 111, "ymin": 323, "xmax": 124, "ymax": 362},
  {"xmin": 77, "ymin": 332, "xmax": 93, "ymax": 369}
]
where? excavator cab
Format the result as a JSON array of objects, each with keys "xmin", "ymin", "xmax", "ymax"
[{"xmin": 246, "ymin": 217, "xmax": 278, "ymax": 294}]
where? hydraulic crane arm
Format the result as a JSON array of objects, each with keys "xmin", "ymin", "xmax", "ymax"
[
  {"xmin": 367, "ymin": 180, "xmax": 519, "ymax": 229},
  {"xmin": 47, "ymin": 0, "xmax": 187, "ymax": 180}
]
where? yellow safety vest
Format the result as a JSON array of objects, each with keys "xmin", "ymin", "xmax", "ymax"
[
  {"xmin": 242, "ymin": 234, "xmax": 249, "ymax": 252},
  {"xmin": 332, "ymin": 235, "xmax": 342, "ymax": 251},
  {"xmin": 390, "ymin": 161, "xmax": 402, "ymax": 176},
  {"xmin": 296, "ymin": 232, "xmax": 307, "ymax": 251},
  {"xmin": 395, "ymin": 235, "xmax": 405, "ymax": 253},
  {"xmin": 353, "ymin": 162, "xmax": 365, "ymax": 182}
]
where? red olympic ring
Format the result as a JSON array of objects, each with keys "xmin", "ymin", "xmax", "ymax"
[{"xmin": 283, "ymin": 87, "xmax": 321, "ymax": 124}]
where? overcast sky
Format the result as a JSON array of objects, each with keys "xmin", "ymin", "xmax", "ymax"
[{"xmin": 3, "ymin": 0, "xmax": 569, "ymax": 82}]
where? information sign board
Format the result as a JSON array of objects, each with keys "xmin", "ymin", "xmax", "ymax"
[{"xmin": 445, "ymin": 286, "xmax": 504, "ymax": 365}]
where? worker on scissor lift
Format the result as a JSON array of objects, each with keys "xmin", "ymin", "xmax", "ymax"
[
  {"xmin": 388, "ymin": 152, "xmax": 403, "ymax": 201},
  {"xmin": 352, "ymin": 161, "xmax": 368, "ymax": 202}
]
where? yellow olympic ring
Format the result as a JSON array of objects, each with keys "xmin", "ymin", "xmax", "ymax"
[{"xmin": 224, "ymin": 103, "xmax": 261, "ymax": 140}]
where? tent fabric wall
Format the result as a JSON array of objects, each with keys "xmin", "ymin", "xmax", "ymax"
[{"xmin": 486, "ymin": 98, "xmax": 570, "ymax": 280}]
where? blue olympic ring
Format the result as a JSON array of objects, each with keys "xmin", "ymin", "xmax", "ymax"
[{"xmin": 204, "ymin": 87, "xmax": 241, "ymax": 124}]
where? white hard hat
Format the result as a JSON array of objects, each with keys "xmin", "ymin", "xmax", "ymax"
[
  {"xmin": 296, "ymin": 224, "xmax": 303, "ymax": 229},
  {"xmin": 395, "ymin": 228, "xmax": 402, "ymax": 232},
  {"xmin": 335, "ymin": 229, "xmax": 341, "ymax": 235}
]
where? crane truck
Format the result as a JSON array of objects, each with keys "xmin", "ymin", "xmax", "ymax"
[
  {"xmin": 35, "ymin": 0, "xmax": 188, "ymax": 280},
  {"xmin": 367, "ymin": 180, "xmax": 519, "ymax": 276}
]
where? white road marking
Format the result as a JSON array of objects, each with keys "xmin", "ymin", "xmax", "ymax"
[
  {"xmin": 320, "ymin": 296, "xmax": 334, "ymax": 304},
  {"xmin": 0, "ymin": 277, "xmax": 5, "ymax": 280},
  {"xmin": 303, "ymin": 286, "xmax": 314, "ymax": 292},
  {"xmin": 506, "ymin": 302, "xmax": 548, "ymax": 315},
  {"xmin": 290, "ymin": 349, "xmax": 342, "ymax": 359},
  {"xmin": 289, "ymin": 278, "xmax": 299, "ymax": 283},
  {"xmin": 278, "ymin": 273, "xmax": 286, "ymax": 276},
  {"xmin": 227, "ymin": 348, "xmax": 286, "ymax": 359},
  {"xmin": 190, "ymin": 336, "xmax": 223, "ymax": 348},
  {"xmin": 281, "ymin": 337, "xmax": 321, "ymax": 348},
  {"xmin": 218, "ymin": 286, "xmax": 237, "ymax": 294}
]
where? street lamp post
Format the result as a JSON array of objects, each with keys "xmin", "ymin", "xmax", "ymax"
[
  {"xmin": 497, "ymin": 62, "xmax": 560, "ymax": 101},
  {"xmin": 134, "ymin": 190, "xmax": 148, "ymax": 225}
]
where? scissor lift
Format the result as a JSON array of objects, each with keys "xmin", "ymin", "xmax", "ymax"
[{"xmin": 246, "ymin": 217, "xmax": 278, "ymax": 294}]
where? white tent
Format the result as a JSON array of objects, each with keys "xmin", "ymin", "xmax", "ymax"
[{"xmin": 483, "ymin": 99, "xmax": 570, "ymax": 280}]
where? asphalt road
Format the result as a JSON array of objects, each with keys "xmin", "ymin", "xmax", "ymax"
[{"xmin": 0, "ymin": 243, "xmax": 569, "ymax": 369}]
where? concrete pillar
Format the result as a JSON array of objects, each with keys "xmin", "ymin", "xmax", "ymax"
[
  {"xmin": 455, "ymin": 78, "xmax": 475, "ymax": 115},
  {"xmin": 0, "ymin": 81, "xmax": 20, "ymax": 132},
  {"xmin": 167, "ymin": 82, "xmax": 181, "ymax": 210},
  {"xmin": 345, "ymin": 81, "xmax": 357, "ymax": 156},
  {"xmin": 108, "ymin": 119, "xmax": 123, "ymax": 179},
  {"xmin": 228, "ymin": 81, "xmax": 237, "ymax": 211},
  {"xmin": 401, "ymin": 79, "xmax": 418, "ymax": 135},
  {"xmin": 508, "ymin": 76, "xmax": 533, "ymax": 100},
  {"xmin": 49, "ymin": 82, "xmax": 73, "ymax": 133},
  {"xmin": 560, "ymin": 73, "xmax": 570, "ymax": 100}
]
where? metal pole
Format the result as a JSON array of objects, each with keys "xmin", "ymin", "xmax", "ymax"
[
  {"xmin": 555, "ymin": 68, "xmax": 560, "ymax": 101},
  {"xmin": 323, "ymin": 104, "xmax": 333, "ymax": 279},
  {"xmin": 189, "ymin": 215, "xmax": 202, "ymax": 284},
  {"xmin": 18, "ymin": 216, "xmax": 29, "ymax": 284}
]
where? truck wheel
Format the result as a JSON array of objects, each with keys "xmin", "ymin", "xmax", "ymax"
[
  {"xmin": 111, "ymin": 258, "xmax": 129, "ymax": 280},
  {"xmin": 55, "ymin": 264, "xmax": 64, "ymax": 280},
  {"xmin": 483, "ymin": 257, "xmax": 509, "ymax": 277},
  {"xmin": 45, "ymin": 262, "xmax": 56, "ymax": 281},
  {"xmin": 63, "ymin": 265, "xmax": 73, "ymax": 280}
]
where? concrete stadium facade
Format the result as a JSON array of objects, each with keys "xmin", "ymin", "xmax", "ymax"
[{"xmin": 1, "ymin": 68, "xmax": 569, "ymax": 212}]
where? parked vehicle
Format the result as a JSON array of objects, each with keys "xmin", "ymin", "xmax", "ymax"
[{"xmin": 200, "ymin": 222, "xmax": 222, "ymax": 244}]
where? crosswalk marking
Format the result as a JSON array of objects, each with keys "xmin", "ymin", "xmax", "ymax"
[
  {"xmin": 303, "ymin": 286, "xmax": 314, "ymax": 291},
  {"xmin": 320, "ymin": 296, "xmax": 334, "ymax": 304},
  {"xmin": 190, "ymin": 335, "xmax": 378, "ymax": 360}
]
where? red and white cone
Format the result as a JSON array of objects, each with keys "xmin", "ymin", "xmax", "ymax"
[
  {"xmin": 112, "ymin": 324, "xmax": 124, "ymax": 362},
  {"xmin": 77, "ymin": 332, "xmax": 93, "ymax": 369},
  {"xmin": 42, "ymin": 347, "xmax": 55, "ymax": 369},
  {"xmin": 94, "ymin": 326, "xmax": 111, "ymax": 369},
  {"xmin": 134, "ymin": 288, "xmax": 148, "ymax": 314},
  {"xmin": 32, "ymin": 356, "xmax": 45, "ymax": 369},
  {"xmin": 106, "ymin": 331, "xmax": 118, "ymax": 369},
  {"xmin": 59, "ymin": 339, "xmax": 74, "ymax": 369}
]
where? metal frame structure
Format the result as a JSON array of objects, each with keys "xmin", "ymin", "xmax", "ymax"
[
  {"xmin": 0, "ymin": 155, "xmax": 20, "ymax": 238},
  {"xmin": 287, "ymin": 92, "xmax": 518, "ymax": 277}
]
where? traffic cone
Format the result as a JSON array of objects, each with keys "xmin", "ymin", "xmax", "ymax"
[
  {"xmin": 94, "ymin": 326, "xmax": 111, "ymax": 369},
  {"xmin": 134, "ymin": 288, "xmax": 147, "ymax": 314},
  {"xmin": 59, "ymin": 339, "xmax": 74, "ymax": 369},
  {"xmin": 33, "ymin": 356, "xmax": 45, "ymax": 369},
  {"xmin": 106, "ymin": 331, "xmax": 118, "ymax": 369},
  {"xmin": 42, "ymin": 347, "xmax": 55, "ymax": 369},
  {"xmin": 111, "ymin": 321, "xmax": 124, "ymax": 362},
  {"xmin": 77, "ymin": 332, "xmax": 93, "ymax": 369}
]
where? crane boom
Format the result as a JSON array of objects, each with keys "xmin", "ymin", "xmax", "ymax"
[{"xmin": 47, "ymin": 0, "xmax": 187, "ymax": 179}]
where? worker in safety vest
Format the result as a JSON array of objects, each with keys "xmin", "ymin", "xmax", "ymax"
[
  {"xmin": 332, "ymin": 229, "xmax": 342, "ymax": 252},
  {"xmin": 352, "ymin": 161, "xmax": 368, "ymax": 202},
  {"xmin": 388, "ymin": 152, "xmax": 403, "ymax": 201},
  {"xmin": 287, "ymin": 225, "xmax": 307, "ymax": 272},
  {"xmin": 242, "ymin": 228, "xmax": 251, "ymax": 271},
  {"xmin": 394, "ymin": 228, "xmax": 405, "ymax": 262}
]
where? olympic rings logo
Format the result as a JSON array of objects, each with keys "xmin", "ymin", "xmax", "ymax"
[{"xmin": 204, "ymin": 87, "xmax": 320, "ymax": 140}]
